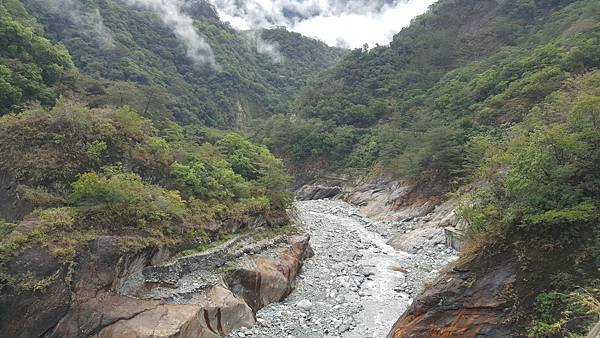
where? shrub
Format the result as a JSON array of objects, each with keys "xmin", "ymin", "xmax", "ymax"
[
  {"xmin": 171, "ymin": 158, "xmax": 250, "ymax": 201},
  {"xmin": 15, "ymin": 185, "xmax": 65, "ymax": 208},
  {"xmin": 69, "ymin": 172, "xmax": 186, "ymax": 230}
]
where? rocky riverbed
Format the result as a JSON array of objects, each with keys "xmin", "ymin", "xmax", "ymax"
[{"xmin": 229, "ymin": 199, "xmax": 458, "ymax": 338}]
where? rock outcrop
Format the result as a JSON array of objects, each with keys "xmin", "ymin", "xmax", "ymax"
[
  {"xmin": 387, "ymin": 251, "xmax": 516, "ymax": 338},
  {"xmin": 0, "ymin": 248, "xmax": 72, "ymax": 338},
  {"xmin": 387, "ymin": 227, "xmax": 446, "ymax": 254},
  {"xmin": 295, "ymin": 176, "xmax": 451, "ymax": 223},
  {"xmin": 295, "ymin": 185, "xmax": 342, "ymax": 201},
  {"xmin": 339, "ymin": 179, "xmax": 446, "ymax": 221},
  {"xmin": 1, "ymin": 232, "xmax": 311, "ymax": 338},
  {"xmin": 226, "ymin": 235, "xmax": 313, "ymax": 312},
  {"xmin": 385, "ymin": 197, "xmax": 463, "ymax": 253},
  {"xmin": 97, "ymin": 286, "xmax": 255, "ymax": 338}
]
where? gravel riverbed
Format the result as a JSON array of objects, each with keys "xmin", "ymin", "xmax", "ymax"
[{"xmin": 229, "ymin": 199, "xmax": 458, "ymax": 338}]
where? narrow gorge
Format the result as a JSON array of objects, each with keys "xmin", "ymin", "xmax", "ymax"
[
  {"xmin": 1, "ymin": 0, "xmax": 598, "ymax": 336},
  {"xmin": 230, "ymin": 197, "xmax": 458, "ymax": 338},
  {"xmin": 1, "ymin": 178, "xmax": 465, "ymax": 338}
]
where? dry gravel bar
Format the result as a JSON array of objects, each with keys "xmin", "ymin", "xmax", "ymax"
[{"xmin": 229, "ymin": 199, "xmax": 458, "ymax": 338}]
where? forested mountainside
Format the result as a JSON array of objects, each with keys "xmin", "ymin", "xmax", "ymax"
[
  {"xmin": 258, "ymin": 0, "xmax": 599, "ymax": 179},
  {"xmin": 0, "ymin": 0, "xmax": 74, "ymax": 116},
  {"xmin": 0, "ymin": 0, "xmax": 314, "ymax": 332},
  {"xmin": 0, "ymin": 0, "xmax": 599, "ymax": 336},
  {"xmin": 255, "ymin": 0, "xmax": 600, "ymax": 335},
  {"xmin": 2, "ymin": 0, "xmax": 346, "ymax": 125}
]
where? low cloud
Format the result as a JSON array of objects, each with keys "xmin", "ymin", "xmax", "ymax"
[
  {"xmin": 124, "ymin": 0, "xmax": 221, "ymax": 71},
  {"xmin": 210, "ymin": 0, "xmax": 438, "ymax": 48},
  {"xmin": 244, "ymin": 30, "xmax": 284, "ymax": 63},
  {"xmin": 44, "ymin": 0, "xmax": 115, "ymax": 48}
]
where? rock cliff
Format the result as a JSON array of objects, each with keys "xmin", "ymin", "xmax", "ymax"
[
  {"xmin": 387, "ymin": 251, "xmax": 517, "ymax": 338},
  {"xmin": 1, "ymin": 232, "xmax": 311, "ymax": 337}
]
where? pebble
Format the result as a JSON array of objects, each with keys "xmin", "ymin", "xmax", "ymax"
[
  {"xmin": 296, "ymin": 299, "xmax": 312, "ymax": 310},
  {"xmin": 228, "ymin": 200, "xmax": 458, "ymax": 338}
]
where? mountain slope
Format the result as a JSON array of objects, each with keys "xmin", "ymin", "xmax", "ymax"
[
  {"xmin": 0, "ymin": 1, "xmax": 307, "ymax": 336},
  {"xmin": 254, "ymin": 0, "xmax": 600, "ymax": 335},
  {"xmin": 19, "ymin": 0, "xmax": 347, "ymax": 126},
  {"xmin": 0, "ymin": 0, "xmax": 73, "ymax": 115},
  {"xmin": 258, "ymin": 0, "xmax": 599, "ymax": 178},
  {"xmin": 0, "ymin": 0, "xmax": 598, "ymax": 336}
]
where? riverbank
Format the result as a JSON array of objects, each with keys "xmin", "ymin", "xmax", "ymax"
[{"xmin": 229, "ymin": 199, "xmax": 458, "ymax": 338}]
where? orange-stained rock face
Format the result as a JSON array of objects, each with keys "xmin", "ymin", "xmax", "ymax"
[
  {"xmin": 226, "ymin": 235, "xmax": 312, "ymax": 312},
  {"xmin": 388, "ymin": 252, "xmax": 517, "ymax": 338},
  {"xmin": 391, "ymin": 309, "xmax": 499, "ymax": 338}
]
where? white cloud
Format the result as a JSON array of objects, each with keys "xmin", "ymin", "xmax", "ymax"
[
  {"xmin": 124, "ymin": 0, "xmax": 220, "ymax": 70},
  {"xmin": 44, "ymin": 0, "xmax": 115, "ymax": 48},
  {"xmin": 244, "ymin": 30, "xmax": 284, "ymax": 63},
  {"xmin": 210, "ymin": 0, "xmax": 438, "ymax": 48}
]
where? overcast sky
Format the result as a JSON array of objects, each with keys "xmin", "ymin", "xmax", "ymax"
[{"xmin": 209, "ymin": 0, "xmax": 438, "ymax": 48}]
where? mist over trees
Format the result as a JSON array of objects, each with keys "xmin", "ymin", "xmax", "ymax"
[
  {"xmin": 252, "ymin": 0, "xmax": 600, "ymax": 334},
  {"xmin": 15, "ymin": 0, "xmax": 346, "ymax": 125},
  {"xmin": 0, "ymin": 0, "xmax": 598, "ymax": 335}
]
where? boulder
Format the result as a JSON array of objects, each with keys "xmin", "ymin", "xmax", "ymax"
[
  {"xmin": 296, "ymin": 185, "xmax": 341, "ymax": 201},
  {"xmin": 296, "ymin": 299, "xmax": 312, "ymax": 310},
  {"xmin": 387, "ymin": 228, "xmax": 446, "ymax": 254},
  {"xmin": 226, "ymin": 235, "xmax": 312, "ymax": 312}
]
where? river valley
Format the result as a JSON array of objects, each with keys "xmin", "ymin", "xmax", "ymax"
[{"xmin": 229, "ymin": 199, "xmax": 458, "ymax": 338}]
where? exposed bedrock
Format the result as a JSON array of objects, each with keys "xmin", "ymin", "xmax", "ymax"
[
  {"xmin": 226, "ymin": 235, "xmax": 313, "ymax": 312},
  {"xmin": 1, "ymin": 230, "xmax": 311, "ymax": 338},
  {"xmin": 388, "ymin": 251, "xmax": 516, "ymax": 338},
  {"xmin": 295, "ymin": 184, "xmax": 342, "ymax": 201}
]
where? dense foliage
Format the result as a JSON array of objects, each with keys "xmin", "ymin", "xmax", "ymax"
[
  {"xmin": 0, "ymin": 0, "xmax": 73, "ymax": 115},
  {"xmin": 0, "ymin": 100, "xmax": 291, "ymax": 288},
  {"xmin": 258, "ymin": 0, "xmax": 599, "ymax": 181},
  {"xmin": 18, "ymin": 0, "xmax": 346, "ymax": 126},
  {"xmin": 457, "ymin": 71, "xmax": 600, "ymax": 336},
  {"xmin": 254, "ymin": 0, "xmax": 600, "ymax": 335}
]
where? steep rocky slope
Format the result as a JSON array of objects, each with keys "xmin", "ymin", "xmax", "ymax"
[
  {"xmin": 1, "ymin": 229, "xmax": 311, "ymax": 337},
  {"xmin": 388, "ymin": 251, "xmax": 516, "ymax": 338}
]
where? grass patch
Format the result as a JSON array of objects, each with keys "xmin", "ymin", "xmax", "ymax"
[
  {"xmin": 251, "ymin": 224, "xmax": 299, "ymax": 242},
  {"xmin": 175, "ymin": 233, "xmax": 235, "ymax": 258},
  {"xmin": 217, "ymin": 259, "xmax": 240, "ymax": 278}
]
